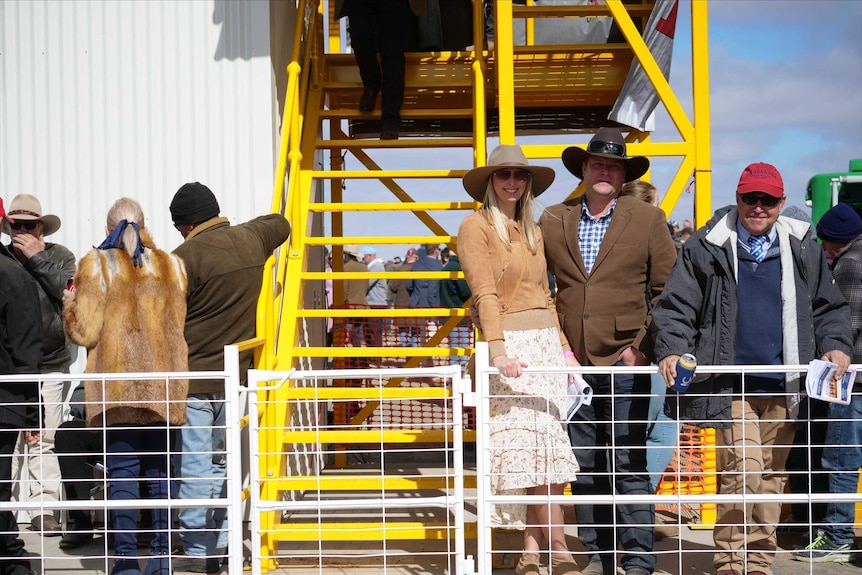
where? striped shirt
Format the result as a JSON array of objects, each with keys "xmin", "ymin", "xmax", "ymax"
[{"xmin": 579, "ymin": 199, "xmax": 616, "ymax": 274}]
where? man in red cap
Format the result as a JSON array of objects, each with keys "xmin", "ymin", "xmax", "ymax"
[{"xmin": 651, "ymin": 163, "xmax": 852, "ymax": 575}]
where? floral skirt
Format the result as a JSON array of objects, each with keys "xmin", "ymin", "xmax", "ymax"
[{"xmin": 488, "ymin": 325, "xmax": 580, "ymax": 528}]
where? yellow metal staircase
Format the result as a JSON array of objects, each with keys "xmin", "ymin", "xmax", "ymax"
[{"xmin": 251, "ymin": 0, "xmax": 712, "ymax": 569}]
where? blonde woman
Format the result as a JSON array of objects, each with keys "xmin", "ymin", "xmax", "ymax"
[
  {"xmin": 64, "ymin": 198, "xmax": 188, "ymax": 575},
  {"xmin": 458, "ymin": 145, "xmax": 582, "ymax": 575}
]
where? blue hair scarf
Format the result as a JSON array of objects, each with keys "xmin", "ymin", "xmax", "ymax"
[{"xmin": 96, "ymin": 220, "xmax": 144, "ymax": 267}]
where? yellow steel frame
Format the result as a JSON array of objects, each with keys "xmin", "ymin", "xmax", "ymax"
[{"xmin": 251, "ymin": 0, "xmax": 713, "ymax": 567}]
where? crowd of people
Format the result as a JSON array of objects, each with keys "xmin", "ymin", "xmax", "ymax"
[
  {"xmin": 3, "ymin": 126, "xmax": 862, "ymax": 575},
  {"xmin": 0, "ymin": 186, "xmax": 290, "ymax": 575}
]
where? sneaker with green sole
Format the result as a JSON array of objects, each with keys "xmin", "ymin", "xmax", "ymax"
[{"xmin": 791, "ymin": 533, "xmax": 852, "ymax": 563}]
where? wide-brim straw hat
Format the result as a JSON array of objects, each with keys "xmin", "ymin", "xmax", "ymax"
[
  {"xmin": 561, "ymin": 127, "xmax": 650, "ymax": 183},
  {"xmin": 2, "ymin": 193, "xmax": 62, "ymax": 236},
  {"xmin": 462, "ymin": 145, "xmax": 556, "ymax": 202}
]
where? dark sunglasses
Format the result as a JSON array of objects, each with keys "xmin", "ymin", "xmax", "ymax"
[
  {"xmin": 9, "ymin": 220, "xmax": 40, "ymax": 231},
  {"xmin": 739, "ymin": 193, "xmax": 782, "ymax": 208},
  {"xmin": 587, "ymin": 139, "xmax": 626, "ymax": 157},
  {"xmin": 493, "ymin": 169, "xmax": 530, "ymax": 182}
]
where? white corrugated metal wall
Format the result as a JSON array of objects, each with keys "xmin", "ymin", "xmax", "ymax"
[
  {"xmin": 1, "ymin": 0, "xmax": 288, "ymax": 369},
  {"xmin": 1, "ymin": 0, "xmax": 277, "ymax": 264}
]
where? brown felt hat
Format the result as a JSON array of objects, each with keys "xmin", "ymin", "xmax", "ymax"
[{"xmin": 462, "ymin": 145, "xmax": 556, "ymax": 202}]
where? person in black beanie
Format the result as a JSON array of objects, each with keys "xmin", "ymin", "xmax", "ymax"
[
  {"xmin": 169, "ymin": 182, "xmax": 290, "ymax": 573},
  {"xmin": 793, "ymin": 203, "xmax": 862, "ymax": 562},
  {"xmin": 817, "ymin": 202, "xmax": 862, "ymax": 262}
]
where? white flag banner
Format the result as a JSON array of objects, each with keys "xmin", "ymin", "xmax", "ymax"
[{"xmin": 608, "ymin": 0, "xmax": 679, "ymax": 131}]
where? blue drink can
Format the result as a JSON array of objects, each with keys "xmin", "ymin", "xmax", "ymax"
[{"xmin": 672, "ymin": 353, "xmax": 697, "ymax": 393}]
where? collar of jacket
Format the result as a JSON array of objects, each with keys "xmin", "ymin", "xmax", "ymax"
[
  {"xmin": 704, "ymin": 207, "xmax": 811, "ymax": 249},
  {"xmin": 185, "ymin": 216, "xmax": 229, "ymax": 241}
]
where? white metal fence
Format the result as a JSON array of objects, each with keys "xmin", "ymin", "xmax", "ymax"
[
  {"xmin": 3, "ymin": 344, "xmax": 862, "ymax": 574},
  {"xmin": 0, "ymin": 346, "xmax": 244, "ymax": 575}
]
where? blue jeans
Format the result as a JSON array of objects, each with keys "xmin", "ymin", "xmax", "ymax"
[
  {"xmin": 175, "ymin": 394, "xmax": 228, "ymax": 557},
  {"xmin": 449, "ymin": 323, "xmax": 472, "ymax": 369},
  {"xmin": 820, "ymin": 394, "xmax": 862, "ymax": 545},
  {"xmin": 568, "ymin": 366, "xmax": 655, "ymax": 573},
  {"xmin": 646, "ymin": 372, "xmax": 680, "ymax": 492},
  {"xmin": 106, "ymin": 426, "xmax": 173, "ymax": 561},
  {"xmin": 398, "ymin": 325, "xmax": 423, "ymax": 348}
]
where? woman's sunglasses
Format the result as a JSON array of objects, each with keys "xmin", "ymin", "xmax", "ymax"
[{"xmin": 493, "ymin": 169, "xmax": 530, "ymax": 182}]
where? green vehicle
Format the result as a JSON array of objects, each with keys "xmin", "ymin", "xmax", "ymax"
[{"xmin": 806, "ymin": 158, "xmax": 862, "ymax": 224}]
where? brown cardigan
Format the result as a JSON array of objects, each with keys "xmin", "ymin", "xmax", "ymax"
[{"xmin": 458, "ymin": 211, "xmax": 570, "ymax": 359}]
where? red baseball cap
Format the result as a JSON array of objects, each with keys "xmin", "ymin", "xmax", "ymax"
[
  {"xmin": 0, "ymin": 198, "xmax": 14, "ymax": 224},
  {"xmin": 737, "ymin": 162, "xmax": 784, "ymax": 198}
]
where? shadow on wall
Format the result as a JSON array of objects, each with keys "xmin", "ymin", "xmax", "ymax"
[{"xmin": 213, "ymin": 0, "xmax": 271, "ymax": 61}]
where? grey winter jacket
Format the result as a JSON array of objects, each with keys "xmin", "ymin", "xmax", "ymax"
[{"xmin": 651, "ymin": 206, "xmax": 852, "ymax": 427}]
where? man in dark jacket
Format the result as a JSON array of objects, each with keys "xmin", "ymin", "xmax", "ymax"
[
  {"xmin": 439, "ymin": 250, "xmax": 472, "ymax": 369},
  {"xmin": 652, "ymin": 163, "xmax": 852, "ymax": 575},
  {"xmin": 0, "ymin": 198, "xmax": 43, "ymax": 575},
  {"xmin": 2, "ymin": 193, "xmax": 76, "ymax": 536},
  {"xmin": 407, "ymin": 244, "xmax": 442, "ymax": 361},
  {"xmin": 169, "ymin": 182, "xmax": 290, "ymax": 573}
]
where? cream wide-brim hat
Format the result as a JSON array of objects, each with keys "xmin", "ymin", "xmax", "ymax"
[{"xmin": 2, "ymin": 193, "xmax": 62, "ymax": 236}]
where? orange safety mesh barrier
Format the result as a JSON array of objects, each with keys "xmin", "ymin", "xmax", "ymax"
[
  {"xmin": 329, "ymin": 304, "xmax": 475, "ymax": 435},
  {"xmin": 656, "ymin": 424, "xmax": 717, "ymax": 525}
]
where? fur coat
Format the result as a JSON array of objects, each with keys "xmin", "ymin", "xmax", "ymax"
[{"xmin": 64, "ymin": 229, "xmax": 189, "ymax": 428}]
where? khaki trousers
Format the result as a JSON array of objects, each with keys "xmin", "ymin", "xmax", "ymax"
[
  {"xmin": 11, "ymin": 379, "xmax": 65, "ymax": 519},
  {"xmin": 713, "ymin": 396, "xmax": 795, "ymax": 574}
]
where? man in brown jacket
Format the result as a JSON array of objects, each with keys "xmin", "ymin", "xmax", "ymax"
[{"xmin": 538, "ymin": 128, "xmax": 677, "ymax": 575}]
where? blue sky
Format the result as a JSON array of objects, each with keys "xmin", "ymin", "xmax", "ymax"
[
  {"xmin": 657, "ymin": 0, "xmax": 862, "ymax": 225},
  {"xmin": 337, "ymin": 1, "xmax": 862, "ymax": 263}
]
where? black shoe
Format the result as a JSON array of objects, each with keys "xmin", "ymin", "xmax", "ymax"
[
  {"xmin": 171, "ymin": 554, "xmax": 220, "ymax": 574},
  {"xmin": 60, "ymin": 529, "xmax": 95, "ymax": 549},
  {"xmin": 358, "ymin": 88, "xmax": 379, "ymax": 113},
  {"xmin": 30, "ymin": 514, "xmax": 62, "ymax": 536},
  {"xmin": 380, "ymin": 120, "xmax": 400, "ymax": 140},
  {"xmin": 0, "ymin": 559, "xmax": 34, "ymax": 575}
]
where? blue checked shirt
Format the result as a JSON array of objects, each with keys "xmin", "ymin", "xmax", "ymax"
[{"xmin": 579, "ymin": 199, "xmax": 616, "ymax": 274}]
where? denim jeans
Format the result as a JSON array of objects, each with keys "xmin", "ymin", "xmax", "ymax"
[
  {"xmin": 449, "ymin": 323, "xmax": 472, "ymax": 369},
  {"xmin": 175, "ymin": 393, "xmax": 228, "ymax": 557},
  {"xmin": 106, "ymin": 426, "xmax": 173, "ymax": 560},
  {"xmin": 646, "ymin": 372, "xmax": 680, "ymax": 492},
  {"xmin": 820, "ymin": 394, "xmax": 862, "ymax": 545},
  {"xmin": 398, "ymin": 325, "xmax": 423, "ymax": 348},
  {"xmin": 568, "ymin": 365, "xmax": 655, "ymax": 573}
]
